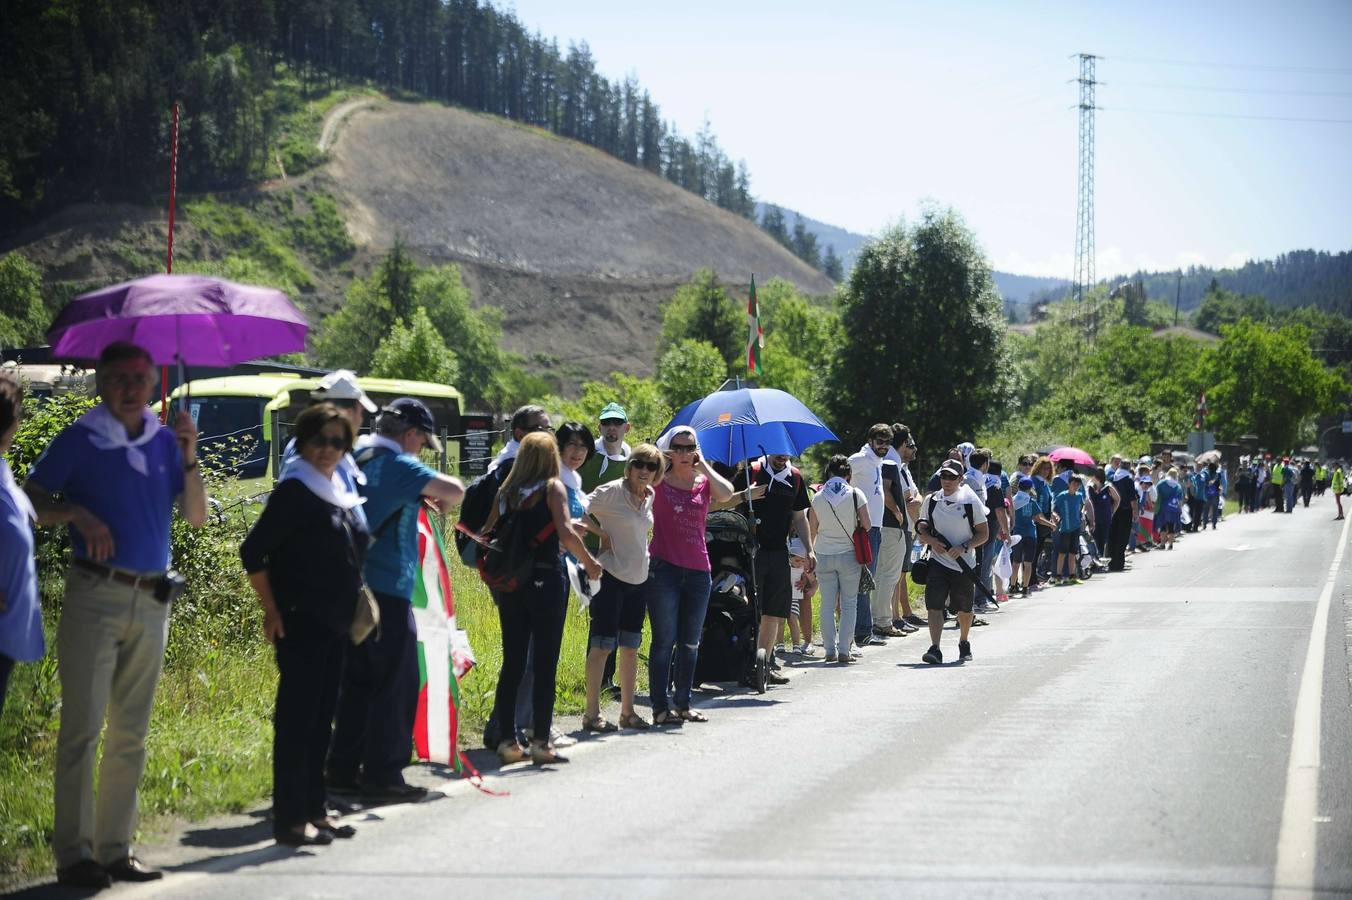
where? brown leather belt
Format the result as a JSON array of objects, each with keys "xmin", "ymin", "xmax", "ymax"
[{"xmin": 73, "ymin": 559, "xmax": 164, "ymax": 591}]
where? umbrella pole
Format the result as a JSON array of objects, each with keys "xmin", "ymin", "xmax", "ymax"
[{"xmin": 160, "ymin": 100, "xmax": 180, "ymax": 424}]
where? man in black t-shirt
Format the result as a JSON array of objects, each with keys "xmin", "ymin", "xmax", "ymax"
[
  {"xmin": 969, "ymin": 449, "xmax": 1008, "ymax": 614},
  {"xmin": 734, "ymin": 454, "xmax": 814, "ymax": 685}
]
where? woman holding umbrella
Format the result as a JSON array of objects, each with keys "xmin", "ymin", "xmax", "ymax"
[{"xmin": 646, "ymin": 426, "xmax": 734, "ymax": 725}]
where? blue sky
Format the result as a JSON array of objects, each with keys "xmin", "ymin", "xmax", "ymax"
[{"xmin": 504, "ymin": 0, "xmax": 1352, "ymax": 278}]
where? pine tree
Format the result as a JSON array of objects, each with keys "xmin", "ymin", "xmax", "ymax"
[
  {"xmin": 822, "ymin": 245, "xmax": 844, "ymax": 282},
  {"xmin": 761, "ymin": 205, "xmax": 789, "ymax": 247},
  {"xmin": 791, "ymin": 215, "xmax": 820, "ymax": 269}
]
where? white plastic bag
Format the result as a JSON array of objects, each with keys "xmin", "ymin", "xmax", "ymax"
[
  {"xmin": 994, "ymin": 541, "xmax": 1013, "ymax": 582},
  {"xmin": 1180, "ymin": 503, "xmax": 1192, "ymax": 526}
]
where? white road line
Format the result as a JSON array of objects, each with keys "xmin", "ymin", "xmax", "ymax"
[{"xmin": 1272, "ymin": 511, "xmax": 1351, "ymax": 900}]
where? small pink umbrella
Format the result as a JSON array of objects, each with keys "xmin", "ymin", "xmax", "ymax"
[{"xmin": 1049, "ymin": 446, "xmax": 1096, "ymax": 467}]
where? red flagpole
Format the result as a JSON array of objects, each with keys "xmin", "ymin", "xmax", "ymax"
[{"xmin": 160, "ymin": 101, "xmax": 180, "ymax": 422}]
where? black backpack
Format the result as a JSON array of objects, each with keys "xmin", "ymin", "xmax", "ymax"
[
  {"xmin": 476, "ymin": 490, "xmax": 556, "ymax": 594},
  {"xmin": 455, "ymin": 458, "xmax": 513, "ymax": 566}
]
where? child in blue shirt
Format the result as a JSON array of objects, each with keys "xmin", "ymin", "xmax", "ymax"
[{"xmin": 1051, "ymin": 474, "xmax": 1085, "ymax": 585}]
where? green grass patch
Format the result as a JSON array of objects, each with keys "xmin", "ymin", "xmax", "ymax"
[
  {"xmin": 266, "ymin": 78, "xmax": 381, "ymax": 179},
  {"xmin": 286, "ymin": 190, "xmax": 355, "ymax": 265},
  {"xmin": 179, "ymin": 195, "xmax": 313, "ymax": 296}
]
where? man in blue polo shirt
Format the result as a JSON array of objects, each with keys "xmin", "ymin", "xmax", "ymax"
[
  {"xmin": 327, "ymin": 398, "xmax": 464, "ymax": 803},
  {"xmin": 24, "ymin": 342, "xmax": 206, "ymax": 888}
]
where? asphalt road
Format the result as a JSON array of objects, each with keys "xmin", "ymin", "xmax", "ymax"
[{"xmin": 17, "ymin": 494, "xmax": 1352, "ymax": 899}]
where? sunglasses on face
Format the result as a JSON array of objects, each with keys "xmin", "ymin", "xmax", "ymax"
[
  {"xmin": 307, "ymin": 435, "xmax": 347, "ymax": 451},
  {"xmin": 632, "ymin": 460, "xmax": 661, "ymax": 472},
  {"xmin": 669, "ymin": 443, "xmax": 697, "ymax": 454},
  {"xmin": 939, "ymin": 473, "xmax": 959, "ymax": 481},
  {"xmin": 563, "ymin": 441, "xmax": 589, "ymax": 452}
]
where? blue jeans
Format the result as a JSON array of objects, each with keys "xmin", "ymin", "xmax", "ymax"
[
  {"xmin": 1284, "ymin": 481, "xmax": 1296, "ymax": 512},
  {"xmin": 645, "ymin": 558, "xmax": 712, "ymax": 715},
  {"xmin": 854, "ymin": 526, "xmax": 882, "ymax": 638}
]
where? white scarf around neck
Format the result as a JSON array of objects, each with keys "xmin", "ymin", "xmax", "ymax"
[
  {"xmin": 77, "ymin": 404, "xmax": 162, "ymax": 477},
  {"xmin": 279, "ymin": 457, "xmax": 366, "ymax": 509},
  {"xmin": 559, "ymin": 465, "xmax": 582, "ymax": 492},
  {"xmin": 761, "ymin": 456, "xmax": 794, "ymax": 486},
  {"xmin": 822, "ymin": 476, "xmax": 854, "ymax": 507},
  {"xmin": 595, "ymin": 437, "xmax": 631, "ymax": 477}
]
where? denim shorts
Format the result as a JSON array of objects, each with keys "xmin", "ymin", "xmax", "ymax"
[{"xmin": 588, "ymin": 571, "xmax": 646, "ymax": 652}]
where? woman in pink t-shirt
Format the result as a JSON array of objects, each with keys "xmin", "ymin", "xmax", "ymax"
[{"xmin": 646, "ymin": 426, "xmax": 734, "ymax": 725}]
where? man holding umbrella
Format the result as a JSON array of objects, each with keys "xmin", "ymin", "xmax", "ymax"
[{"xmin": 25, "ymin": 342, "xmax": 207, "ymax": 887}]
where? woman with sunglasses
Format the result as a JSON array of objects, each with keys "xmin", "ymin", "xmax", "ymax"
[
  {"xmin": 240, "ymin": 404, "xmax": 368, "ymax": 846},
  {"xmin": 581, "ymin": 444, "xmax": 664, "ymax": 731},
  {"xmin": 646, "ymin": 427, "xmax": 734, "ymax": 725}
]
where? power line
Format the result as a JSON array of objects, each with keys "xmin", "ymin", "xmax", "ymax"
[
  {"xmin": 1108, "ymin": 55, "xmax": 1352, "ymax": 77},
  {"xmin": 1102, "ymin": 105, "xmax": 1352, "ymax": 125},
  {"xmin": 1108, "ymin": 80, "xmax": 1352, "ymax": 99}
]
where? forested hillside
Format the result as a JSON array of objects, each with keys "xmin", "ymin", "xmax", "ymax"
[
  {"xmin": 1029, "ymin": 249, "xmax": 1352, "ymax": 315},
  {"xmin": 0, "ymin": 0, "xmax": 755, "ymax": 230}
]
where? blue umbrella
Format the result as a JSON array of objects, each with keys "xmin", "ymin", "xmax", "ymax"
[{"xmin": 660, "ymin": 386, "xmax": 838, "ymax": 464}]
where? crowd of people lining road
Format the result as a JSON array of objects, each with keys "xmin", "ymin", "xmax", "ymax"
[{"xmin": 1, "ymin": 343, "xmax": 1349, "ymax": 886}]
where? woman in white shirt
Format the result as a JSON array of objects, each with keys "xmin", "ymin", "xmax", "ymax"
[
  {"xmin": 582, "ymin": 443, "xmax": 663, "ymax": 731},
  {"xmin": 810, "ymin": 455, "xmax": 871, "ymax": 664}
]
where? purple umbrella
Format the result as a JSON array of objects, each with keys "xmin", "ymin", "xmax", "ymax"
[{"xmin": 46, "ymin": 274, "xmax": 308, "ymax": 367}]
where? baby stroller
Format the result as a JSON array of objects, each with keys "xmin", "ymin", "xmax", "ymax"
[
  {"xmin": 1036, "ymin": 527, "xmax": 1098, "ymax": 582},
  {"xmin": 693, "ymin": 509, "xmax": 765, "ymax": 693}
]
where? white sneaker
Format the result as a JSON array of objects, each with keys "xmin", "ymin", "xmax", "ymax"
[
  {"xmin": 849, "ymin": 647, "xmax": 863, "ymax": 659},
  {"xmin": 524, "ymin": 727, "xmax": 577, "ymax": 748},
  {"xmin": 797, "ymin": 642, "xmax": 815, "ymax": 657}
]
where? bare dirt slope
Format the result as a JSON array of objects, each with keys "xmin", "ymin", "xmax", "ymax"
[
  {"xmin": 322, "ymin": 102, "xmax": 833, "ymax": 388},
  {"xmin": 327, "ymin": 102, "xmax": 832, "ymax": 287}
]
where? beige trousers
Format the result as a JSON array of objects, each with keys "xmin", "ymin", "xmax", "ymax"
[
  {"xmin": 53, "ymin": 567, "xmax": 169, "ymax": 867},
  {"xmin": 872, "ymin": 527, "xmax": 907, "ymax": 627}
]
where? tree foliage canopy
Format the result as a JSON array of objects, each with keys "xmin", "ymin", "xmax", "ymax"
[
  {"xmin": 824, "ymin": 209, "xmax": 1011, "ymax": 454},
  {"xmin": 370, "ymin": 307, "xmax": 460, "ymax": 385},
  {"xmin": 1204, "ymin": 319, "xmax": 1345, "ymax": 451},
  {"xmin": 313, "ymin": 245, "xmax": 537, "ymax": 410},
  {"xmin": 0, "ymin": 253, "xmax": 48, "ymax": 348},
  {"xmin": 658, "ymin": 269, "xmax": 741, "ymax": 373},
  {"xmin": 657, "ymin": 339, "xmax": 726, "ymax": 410}
]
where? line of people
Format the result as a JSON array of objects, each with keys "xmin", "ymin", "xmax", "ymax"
[{"xmin": 6, "ymin": 346, "xmax": 1351, "ymax": 887}]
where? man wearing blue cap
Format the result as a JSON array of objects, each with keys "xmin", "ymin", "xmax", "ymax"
[{"xmin": 327, "ymin": 398, "xmax": 465, "ymax": 803}]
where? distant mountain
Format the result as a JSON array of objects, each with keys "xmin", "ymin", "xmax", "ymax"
[
  {"xmin": 754, "ymin": 202, "xmax": 872, "ymax": 272},
  {"xmin": 1028, "ymin": 249, "xmax": 1352, "ymax": 316},
  {"xmin": 990, "ymin": 272, "xmax": 1072, "ymax": 306},
  {"xmin": 753, "ymin": 201, "xmax": 1071, "ymax": 305}
]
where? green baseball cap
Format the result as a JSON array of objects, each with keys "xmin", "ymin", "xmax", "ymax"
[{"xmin": 599, "ymin": 402, "xmax": 628, "ymax": 423}]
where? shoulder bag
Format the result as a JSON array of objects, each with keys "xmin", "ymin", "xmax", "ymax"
[
  {"xmin": 824, "ymin": 491, "xmax": 876, "ymax": 592},
  {"xmin": 340, "ymin": 515, "xmax": 380, "ymax": 645}
]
